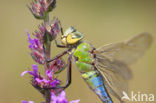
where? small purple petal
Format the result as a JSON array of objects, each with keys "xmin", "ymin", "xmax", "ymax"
[
  {"xmin": 26, "ymin": 30, "xmax": 41, "ymax": 50},
  {"xmin": 59, "ymin": 91, "xmax": 66, "ymax": 97},
  {"xmin": 26, "ymin": 30, "xmax": 34, "ymax": 49},
  {"xmin": 26, "ymin": 30, "xmax": 31, "ymax": 43},
  {"xmin": 21, "ymin": 65, "xmax": 39, "ymax": 78},
  {"xmin": 32, "ymin": 64, "xmax": 38, "ymax": 76},
  {"xmin": 21, "ymin": 71, "xmax": 28, "ymax": 77},
  {"xmin": 50, "ymin": 79, "xmax": 60, "ymax": 87},
  {"xmin": 35, "ymin": 78, "xmax": 49, "ymax": 84},
  {"xmin": 42, "ymin": 79, "xmax": 49, "ymax": 83},
  {"xmin": 21, "ymin": 100, "xmax": 34, "ymax": 103},
  {"xmin": 35, "ymin": 78, "xmax": 42, "ymax": 83},
  {"xmin": 27, "ymin": 71, "xmax": 34, "ymax": 76},
  {"xmin": 21, "ymin": 101, "xmax": 28, "ymax": 103},
  {"xmin": 46, "ymin": 70, "xmax": 52, "ymax": 80},
  {"xmin": 51, "ymin": 91, "xmax": 67, "ymax": 103},
  {"xmin": 21, "ymin": 70, "xmax": 35, "ymax": 77},
  {"xmin": 69, "ymin": 100, "xmax": 80, "ymax": 103}
]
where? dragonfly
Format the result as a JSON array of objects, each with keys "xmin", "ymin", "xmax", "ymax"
[{"xmin": 43, "ymin": 26, "xmax": 152, "ymax": 103}]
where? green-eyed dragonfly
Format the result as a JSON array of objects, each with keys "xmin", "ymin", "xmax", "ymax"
[{"xmin": 43, "ymin": 26, "xmax": 152, "ymax": 103}]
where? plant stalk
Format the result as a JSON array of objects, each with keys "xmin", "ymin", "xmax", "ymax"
[{"xmin": 44, "ymin": 13, "xmax": 51, "ymax": 103}]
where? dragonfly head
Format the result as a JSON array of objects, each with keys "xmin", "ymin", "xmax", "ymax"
[{"xmin": 61, "ymin": 26, "xmax": 84, "ymax": 45}]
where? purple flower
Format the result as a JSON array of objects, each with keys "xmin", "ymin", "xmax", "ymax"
[
  {"xmin": 50, "ymin": 79, "xmax": 60, "ymax": 87},
  {"xmin": 27, "ymin": 0, "xmax": 56, "ymax": 19},
  {"xmin": 27, "ymin": 30, "xmax": 42, "ymax": 51},
  {"xmin": 21, "ymin": 64, "xmax": 60, "ymax": 88},
  {"xmin": 51, "ymin": 91, "xmax": 80, "ymax": 103},
  {"xmin": 26, "ymin": 30, "xmax": 45, "ymax": 64},
  {"xmin": 21, "ymin": 100, "xmax": 34, "ymax": 103},
  {"xmin": 21, "ymin": 64, "xmax": 38, "ymax": 78},
  {"xmin": 46, "ymin": 70, "xmax": 53, "ymax": 80}
]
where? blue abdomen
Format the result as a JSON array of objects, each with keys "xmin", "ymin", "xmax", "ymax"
[{"xmin": 82, "ymin": 71, "xmax": 113, "ymax": 103}]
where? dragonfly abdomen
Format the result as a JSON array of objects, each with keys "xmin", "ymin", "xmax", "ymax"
[
  {"xmin": 73, "ymin": 42, "xmax": 113, "ymax": 102},
  {"xmin": 82, "ymin": 71, "xmax": 113, "ymax": 103}
]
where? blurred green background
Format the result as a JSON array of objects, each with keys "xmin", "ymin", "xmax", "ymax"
[{"xmin": 0, "ymin": 0, "xmax": 156, "ymax": 103}]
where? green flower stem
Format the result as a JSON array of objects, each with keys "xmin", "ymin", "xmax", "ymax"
[
  {"xmin": 44, "ymin": 13, "xmax": 51, "ymax": 103},
  {"xmin": 45, "ymin": 90, "xmax": 51, "ymax": 103},
  {"xmin": 44, "ymin": 13, "xmax": 51, "ymax": 69}
]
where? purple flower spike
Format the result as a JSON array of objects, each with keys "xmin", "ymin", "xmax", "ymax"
[
  {"xmin": 22, "ymin": 0, "xmax": 81, "ymax": 102},
  {"xmin": 51, "ymin": 91, "xmax": 80, "ymax": 103},
  {"xmin": 21, "ymin": 100, "xmax": 34, "ymax": 103}
]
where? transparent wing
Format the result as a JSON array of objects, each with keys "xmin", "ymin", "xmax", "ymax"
[
  {"xmin": 96, "ymin": 54, "xmax": 132, "ymax": 80},
  {"xmin": 94, "ymin": 33, "xmax": 152, "ymax": 102},
  {"xmin": 97, "ymin": 64, "xmax": 127, "ymax": 103},
  {"xmin": 95, "ymin": 33, "xmax": 153, "ymax": 64},
  {"xmin": 95, "ymin": 54, "xmax": 129, "ymax": 102}
]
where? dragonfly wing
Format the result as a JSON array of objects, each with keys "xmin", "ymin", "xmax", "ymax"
[
  {"xmin": 94, "ymin": 33, "xmax": 152, "ymax": 102},
  {"xmin": 96, "ymin": 63, "xmax": 128, "ymax": 103},
  {"xmin": 96, "ymin": 54, "xmax": 132, "ymax": 80},
  {"xmin": 95, "ymin": 33, "xmax": 153, "ymax": 65}
]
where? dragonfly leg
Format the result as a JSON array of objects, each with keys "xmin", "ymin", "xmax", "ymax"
[
  {"xmin": 58, "ymin": 20, "xmax": 64, "ymax": 36},
  {"xmin": 43, "ymin": 54, "xmax": 72, "ymax": 90},
  {"xmin": 61, "ymin": 54, "xmax": 72, "ymax": 89},
  {"xmin": 43, "ymin": 45, "xmax": 70, "ymax": 63},
  {"xmin": 54, "ymin": 39, "xmax": 66, "ymax": 48},
  {"xmin": 54, "ymin": 20, "xmax": 67, "ymax": 48}
]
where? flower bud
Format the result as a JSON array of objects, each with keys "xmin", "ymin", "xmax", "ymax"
[
  {"xmin": 31, "ymin": 51, "xmax": 45, "ymax": 64},
  {"xmin": 49, "ymin": 59, "xmax": 65, "ymax": 74},
  {"xmin": 46, "ymin": 17, "xmax": 61, "ymax": 40},
  {"xmin": 27, "ymin": 0, "xmax": 56, "ymax": 19}
]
